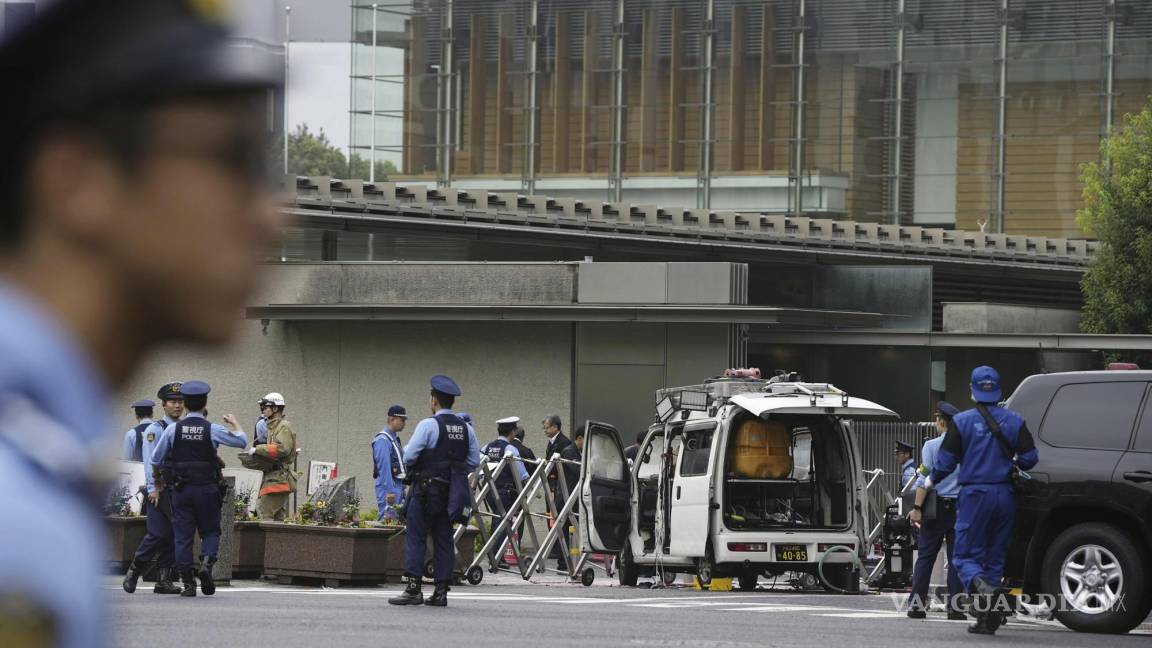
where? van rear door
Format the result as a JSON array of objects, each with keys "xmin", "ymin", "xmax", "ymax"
[{"xmin": 579, "ymin": 421, "xmax": 631, "ymax": 554}]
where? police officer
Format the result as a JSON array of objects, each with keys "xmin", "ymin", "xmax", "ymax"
[
  {"xmin": 245, "ymin": 392, "xmax": 298, "ymax": 521},
  {"xmin": 389, "ymin": 376, "xmax": 480, "ymax": 607},
  {"xmin": 925, "ymin": 366, "xmax": 1039, "ymax": 635},
  {"xmin": 151, "ymin": 381, "xmax": 248, "ymax": 596},
  {"xmin": 896, "ymin": 440, "xmax": 917, "ymax": 491},
  {"xmin": 373, "ymin": 405, "xmax": 408, "ymax": 521},
  {"xmin": 906, "ymin": 401, "xmax": 965, "ymax": 621},
  {"xmin": 122, "ymin": 382, "xmax": 186, "ymax": 595},
  {"xmin": 482, "ymin": 416, "xmax": 531, "ymax": 561},
  {"xmin": 123, "ymin": 400, "xmax": 156, "ymax": 462},
  {"xmin": 0, "ymin": 0, "xmax": 278, "ymax": 640}
]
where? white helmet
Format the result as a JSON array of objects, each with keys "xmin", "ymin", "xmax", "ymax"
[{"xmin": 259, "ymin": 392, "xmax": 286, "ymax": 407}]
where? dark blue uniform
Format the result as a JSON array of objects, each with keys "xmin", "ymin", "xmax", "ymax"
[
  {"xmin": 929, "ymin": 368, "xmax": 1039, "ymax": 594},
  {"xmin": 405, "ymin": 412, "xmax": 471, "ymax": 582},
  {"xmin": 164, "ymin": 417, "xmax": 225, "ymax": 575}
]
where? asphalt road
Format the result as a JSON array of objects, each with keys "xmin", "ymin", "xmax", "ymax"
[{"xmin": 108, "ymin": 574, "xmax": 1147, "ymax": 648}]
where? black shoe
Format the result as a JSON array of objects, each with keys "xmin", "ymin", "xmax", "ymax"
[
  {"xmin": 179, "ymin": 569, "xmax": 197, "ymax": 597},
  {"xmin": 426, "ymin": 583, "xmax": 449, "ymax": 607},
  {"xmin": 198, "ymin": 557, "xmax": 216, "ymax": 596},
  {"xmin": 947, "ymin": 611, "xmax": 968, "ymax": 621},
  {"xmin": 122, "ymin": 559, "xmax": 142, "ymax": 594},
  {"xmin": 388, "ymin": 577, "xmax": 424, "ymax": 606},
  {"xmin": 153, "ymin": 568, "xmax": 183, "ymax": 595},
  {"xmin": 906, "ymin": 609, "xmax": 927, "ymax": 619}
]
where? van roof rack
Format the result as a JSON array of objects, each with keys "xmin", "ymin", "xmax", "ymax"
[{"xmin": 656, "ymin": 377, "xmax": 851, "ymax": 410}]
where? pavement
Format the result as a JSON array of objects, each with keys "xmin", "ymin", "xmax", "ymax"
[{"xmin": 108, "ymin": 572, "xmax": 1149, "ymax": 648}]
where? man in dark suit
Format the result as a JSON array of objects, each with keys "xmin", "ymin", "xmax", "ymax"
[{"xmin": 542, "ymin": 414, "xmax": 574, "ymax": 569}]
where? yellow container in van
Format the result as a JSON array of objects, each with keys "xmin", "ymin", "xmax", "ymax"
[{"xmin": 727, "ymin": 419, "xmax": 792, "ymax": 479}]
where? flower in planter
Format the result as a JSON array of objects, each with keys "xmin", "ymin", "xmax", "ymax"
[
  {"xmin": 233, "ymin": 485, "xmax": 256, "ymax": 521},
  {"xmin": 103, "ymin": 485, "xmax": 135, "ymax": 517}
]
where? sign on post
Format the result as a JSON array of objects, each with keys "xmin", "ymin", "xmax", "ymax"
[{"xmin": 307, "ymin": 460, "xmax": 337, "ymax": 495}]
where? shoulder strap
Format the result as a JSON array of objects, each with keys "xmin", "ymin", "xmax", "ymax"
[{"xmin": 976, "ymin": 404, "xmax": 1016, "ymax": 460}]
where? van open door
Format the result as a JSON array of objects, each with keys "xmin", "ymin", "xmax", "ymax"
[{"xmin": 579, "ymin": 421, "xmax": 631, "ymax": 554}]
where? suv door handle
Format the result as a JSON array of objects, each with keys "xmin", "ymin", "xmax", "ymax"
[{"xmin": 1123, "ymin": 471, "xmax": 1152, "ymax": 484}]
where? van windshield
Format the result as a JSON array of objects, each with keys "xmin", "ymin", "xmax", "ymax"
[{"xmin": 722, "ymin": 413, "xmax": 850, "ymax": 531}]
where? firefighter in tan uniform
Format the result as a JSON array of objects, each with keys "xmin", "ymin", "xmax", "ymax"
[{"xmin": 241, "ymin": 393, "xmax": 298, "ymax": 520}]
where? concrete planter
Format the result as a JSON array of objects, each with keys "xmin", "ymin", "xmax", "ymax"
[
  {"xmin": 105, "ymin": 516, "xmax": 147, "ymax": 572},
  {"xmin": 232, "ymin": 521, "xmax": 265, "ymax": 578},
  {"xmin": 392, "ymin": 526, "xmax": 480, "ymax": 581},
  {"xmin": 261, "ymin": 522, "xmax": 405, "ymax": 586}
]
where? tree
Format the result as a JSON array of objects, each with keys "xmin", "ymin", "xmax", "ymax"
[
  {"xmin": 1078, "ymin": 97, "xmax": 1152, "ymax": 336},
  {"xmin": 274, "ymin": 124, "xmax": 400, "ymax": 180}
]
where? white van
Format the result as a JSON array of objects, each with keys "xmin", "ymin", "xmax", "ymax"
[{"xmin": 578, "ymin": 377, "xmax": 898, "ymax": 590}]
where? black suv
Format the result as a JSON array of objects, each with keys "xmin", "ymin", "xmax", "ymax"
[{"xmin": 1004, "ymin": 370, "xmax": 1152, "ymax": 634}]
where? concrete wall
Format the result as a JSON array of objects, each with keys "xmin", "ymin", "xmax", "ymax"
[
  {"xmin": 942, "ymin": 303, "xmax": 1081, "ymax": 334},
  {"xmin": 118, "ymin": 320, "xmax": 573, "ymax": 505}
]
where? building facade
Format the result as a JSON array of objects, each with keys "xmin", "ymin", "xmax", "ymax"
[{"xmin": 349, "ymin": 0, "xmax": 1152, "ymax": 236}]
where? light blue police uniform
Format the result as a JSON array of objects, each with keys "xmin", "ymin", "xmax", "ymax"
[
  {"xmin": 151, "ymin": 413, "xmax": 248, "ymax": 461},
  {"xmin": 254, "ymin": 416, "xmax": 268, "ymax": 445},
  {"xmin": 482, "ymin": 440, "xmax": 530, "ymax": 482},
  {"xmin": 123, "ymin": 418, "xmax": 154, "ymax": 460},
  {"xmin": 0, "ymin": 282, "xmax": 112, "ymax": 648},
  {"xmin": 144, "ymin": 415, "xmax": 180, "ymax": 495},
  {"xmin": 900, "ymin": 457, "xmax": 917, "ymax": 490},
  {"xmin": 403, "ymin": 411, "xmax": 482, "ymax": 469},
  {"xmin": 373, "ymin": 428, "xmax": 406, "ymax": 516}
]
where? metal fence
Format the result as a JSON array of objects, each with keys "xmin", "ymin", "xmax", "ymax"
[{"xmin": 852, "ymin": 420, "xmax": 936, "ymax": 496}]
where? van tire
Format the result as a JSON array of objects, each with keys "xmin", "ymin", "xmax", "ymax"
[
  {"xmin": 696, "ymin": 545, "xmax": 715, "ymax": 588},
  {"xmin": 617, "ymin": 540, "xmax": 639, "ymax": 587},
  {"xmin": 1042, "ymin": 523, "xmax": 1151, "ymax": 634}
]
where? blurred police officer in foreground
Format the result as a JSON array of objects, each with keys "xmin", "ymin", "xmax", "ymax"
[
  {"xmin": 906, "ymin": 401, "xmax": 965, "ymax": 621},
  {"xmin": 151, "ymin": 381, "xmax": 248, "ymax": 596},
  {"xmin": 123, "ymin": 399, "xmax": 156, "ymax": 462},
  {"xmin": 925, "ymin": 366, "xmax": 1039, "ymax": 635},
  {"xmin": 0, "ymin": 0, "xmax": 279, "ymax": 640},
  {"xmin": 481, "ymin": 416, "xmax": 531, "ymax": 562},
  {"xmin": 122, "ymin": 382, "xmax": 188, "ymax": 596},
  {"xmin": 373, "ymin": 404, "xmax": 408, "ymax": 522},
  {"xmin": 390, "ymin": 376, "xmax": 480, "ymax": 607}
]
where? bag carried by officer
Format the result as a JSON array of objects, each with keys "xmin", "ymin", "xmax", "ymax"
[{"xmin": 975, "ymin": 404, "xmax": 1029, "ymax": 488}]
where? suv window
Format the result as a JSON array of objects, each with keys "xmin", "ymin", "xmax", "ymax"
[
  {"xmin": 1134, "ymin": 389, "xmax": 1152, "ymax": 452},
  {"xmin": 1040, "ymin": 382, "xmax": 1146, "ymax": 450}
]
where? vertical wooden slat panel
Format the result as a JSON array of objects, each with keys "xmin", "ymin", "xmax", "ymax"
[
  {"xmin": 403, "ymin": 16, "xmax": 428, "ymax": 174},
  {"xmin": 758, "ymin": 3, "xmax": 776, "ymax": 170},
  {"xmin": 728, "ymin": 6, "xmax": 747, "ymax": 171},
  {"xmin": 639, "ymin": 8, "xmax": 660, "ymax": 172},
  {"xmin": 467, "ymin": 15, "xmax": 487, "ymax": 174},
  {"xmin": 667, "ymin": 7, "xmax": 686, "ymax": 171},
  {"xmin": 553, "ymin": 13, "xmax": 572, "ymax": 173},
  {"xmin": 496, "ymin": 13, "xmax": 514, "ymax": 174},
  {"xmin": 581, "ymin": 11, "xmax": 598, "ymax": 174}
]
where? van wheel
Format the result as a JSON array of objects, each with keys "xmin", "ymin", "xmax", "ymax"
[
  {"xmin": 696, "ymin": 546, "xmax": 716, "ymax": 588},
  {"xmin": 738, "ymin": 571, "xmax": 759, "ymax": 591},
  {"xmin": 617, "ymin": 540, "xmax": 639, "ymax": 587},
  {"xmin": 1042, "ymin": 523, "xmax": 1151, "ymax": 634}
]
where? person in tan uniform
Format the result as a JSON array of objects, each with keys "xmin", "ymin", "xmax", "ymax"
[{"xmin": 241, "ymin": 392, "xmax": 298, "ymax": 520}]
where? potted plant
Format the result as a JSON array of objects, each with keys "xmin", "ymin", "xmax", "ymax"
[
  {"xmin": 104, "ymin": 485, "xmax": 146, "ymax": 572},
  {"xmin": 232, "ymin": 485, "xmax": 265, "ymax": 578}
]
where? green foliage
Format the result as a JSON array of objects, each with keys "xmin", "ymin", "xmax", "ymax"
[
  {"xmin": 104, "ymin": 485, "xmax": 134, "ymax": 517},
  {"xmin": 234, "ymin": 485, "xmax": 255, "ymax": 521},
  {"xmin": 1078, "ymin": 98, "xmax": 1152, "ymax": 337},
  {"xmin": 271, "ymin": 124, "xmax": 399, "ymax": 180},
  {"xmin": 294, "ymin": 494, "xmax": 362, "ymax": 527}
]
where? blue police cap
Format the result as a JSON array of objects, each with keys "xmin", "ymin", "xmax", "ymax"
[
  {"xmin": 429, "ymin": 375, "xmax": 461, "ymax": 397},
  {"xmin": 387, "ymin": 405, "xmax": 407, "ymax": 419},
  {"xmin": 131, "ymin": 399, "xmax": 155, "ymax": 409},
  {"xmin": 935, "ymin": 401, "xmax": 959, "ymax": 418},
  {"xmin": 179, "ymin": 380, "xmax": 211, "ymax": 397},
  {"xmin": 457, "ymin": 412, "xmax": 473, "ymax": 424},
  {"xmin": 970, "ymin": 365, "xmax": 1002, "ymax": 404},
  {"xmin": 894, "ymin": 441, "xmax": 914, "ymax": 453},
  {"xmin": 157, "ymin": 382, "xmax": 184, "ymax": 401}
]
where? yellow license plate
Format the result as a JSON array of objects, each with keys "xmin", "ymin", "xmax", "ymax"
[{"xmin": 775, "ymin": 544, "xmax": 808, "ymax": 561}]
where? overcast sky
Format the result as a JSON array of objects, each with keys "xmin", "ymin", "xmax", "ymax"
[{"xmin": 288, "ymin": 42, "xmax": 353, "ymax": 152}]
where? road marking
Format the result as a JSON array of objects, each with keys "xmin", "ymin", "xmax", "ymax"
[{"xmin": 816, "ymin": 612, "xmax": 903, "ymax": 619}]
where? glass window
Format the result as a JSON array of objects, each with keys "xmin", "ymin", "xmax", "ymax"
[
  {"xmin": 791, "ymin": 428, "xmax": 811, "ymax": 480},
  {"xmin": 588, "ymin": 428, "xmax": 626, "ymax": 481},
  {"xmin": 1134, "ymin": 388, "xmax": 1152, "ymax": 452},
  {"xmin": 679, "ymin": 423, "xmax": 715, "ymax": 476},
  {"xmin": 1040, "ymin": 382, "xmax": 1146, "ymax": 450}
]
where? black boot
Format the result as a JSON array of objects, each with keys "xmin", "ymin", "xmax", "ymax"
[
  {"xmin": 123, "ymin": 559, "xmax": 143, "ymax": 593},
  {"xmin": 426, "ymin": 582, "xmax": 449, "ymax": 607},
  {"xmin": 179, "ymin": 569, "xmax": 197, "ymax": 597},
  {"xmin": 153, "ymin": 567, "xmax": 183, "ymax": 595},
  {"xmin": 198, "ymin": 556, "xmax": 217, "ymax": 596},
  {"xmin": 388, "ymin": 576, "xmax": 424, "ymax": 606}
]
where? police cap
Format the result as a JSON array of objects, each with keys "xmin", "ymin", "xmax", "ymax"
[
  {"xmin": 387, "ymin": 404, "xmax": 408, "ymax": 419},
  {"xmin": 131, "ymin": 399, "xmax": 156, "ymax": 409},
  {"xmin": 457, "ymin": 412, "xmax": 473, "ymax": 424},
  {"xmin": 157, "ymin": 382, "xmax": 184, "ymax": 401},
  {"xmin": 496, "ymin": 416, "xmax": 519, "ymax": 435},
  {"xmin": 429, "ymin": 375, "xmax": 461, "ymax": 397},
  {"xmin": 179, "ymin": 380, "xmax": 211, "ymax": 397},
  {"xmin": 935, "ymin": 401, "xmax": 959, "ymax": 419},
  {"xmin": 894, "ymin": 441, "xmax": 914, "ymax": 454}
]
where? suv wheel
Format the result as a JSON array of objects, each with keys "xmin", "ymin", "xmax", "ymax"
[{"xmin": 1042, "ymin": 523, "xmax": 1151, "ymax": 634}]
